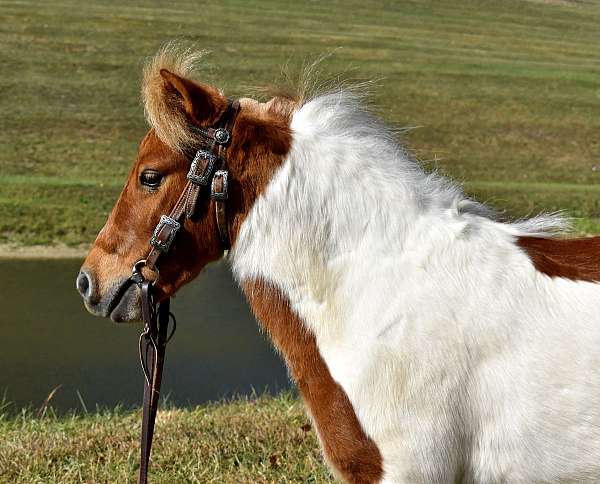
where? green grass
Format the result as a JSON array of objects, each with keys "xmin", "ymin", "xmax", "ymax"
[
  {"xmin": 1, "ymin": 0, "xmax": 600, "ymax": 245},
  {"xmin": 0, "ymin": 393, "xmax": 332, "ymax": 483},
  {"xmin": 1, "ymin": 4, "xmax": 599, "ymax": 481}
]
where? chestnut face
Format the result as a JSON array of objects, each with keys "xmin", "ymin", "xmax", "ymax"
[
  {"xmin": 75, "ymin": 61, "xmax": 294, "ymax": 323},
  {"xmin": 76, "ymin": 130, "xmax": 224, "ymax": 322}
]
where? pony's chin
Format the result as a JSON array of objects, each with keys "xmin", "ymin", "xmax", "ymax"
[{"xmin": 109, "ymin": 284, "xmax": 142, "ymax": 323}]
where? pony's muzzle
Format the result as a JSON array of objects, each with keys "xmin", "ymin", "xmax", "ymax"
[{"xmin": 76, "ymin": 267, "xmax": 142, "ymax": 322}]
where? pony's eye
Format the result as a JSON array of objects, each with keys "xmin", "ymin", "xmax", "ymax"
[{"xmin": 139, "ymin": 170, "xmax": 163, "ymax": 189}]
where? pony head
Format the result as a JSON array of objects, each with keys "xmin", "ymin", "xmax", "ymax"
[{"xmin": 76, "ymin": 46, "xmax": 294, "ymax": 322}]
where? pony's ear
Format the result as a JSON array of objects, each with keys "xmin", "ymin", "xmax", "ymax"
[{"xmin": 159, "ymin": 69, "xmax": 228, "ymax": 126}]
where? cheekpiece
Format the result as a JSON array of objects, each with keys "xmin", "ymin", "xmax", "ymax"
[
  {"xmin": 213, "ymin": 128, "xmax": 231, "ymax": 145},
  {"xmin": 187, "ymin": 149, "xmax": 218, "ymax": 186},
  {"xmin": 150, "ymin": 215, "xmax": 181, "ymax": 253},
  {"xmin": 211, "ymin": 170, "xmax": 229, "ymax": 201}
]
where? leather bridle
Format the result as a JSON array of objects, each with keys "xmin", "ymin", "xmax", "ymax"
[{"xmin": 130, "ymin": 99, "xmax": 240, "ymax": 484}]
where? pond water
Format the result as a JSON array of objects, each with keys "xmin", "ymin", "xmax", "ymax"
[{"xmin": 0, "ymin": 258, "xmax": 290, "ymax": 414}]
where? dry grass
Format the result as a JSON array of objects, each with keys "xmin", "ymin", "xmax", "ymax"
[{"xmin": 0, "ymin": 393, "xmax": 332, "ymax": 483}]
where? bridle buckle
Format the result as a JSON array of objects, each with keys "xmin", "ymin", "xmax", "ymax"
[
  {"xmin": 150, "ymin": 215, "xmax": 181, "ymax": 253},
  {"xmin": 211, "ymin": 170, "xmax": 229, "ymax": 201},
  {"xmin": 187, "ymin": 149, "xmax": 218, "ymax": 186}
]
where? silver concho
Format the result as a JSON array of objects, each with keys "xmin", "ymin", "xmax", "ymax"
[{"xmin": 214, "ymin": 128, "xmax": 230, "ymax": 145}]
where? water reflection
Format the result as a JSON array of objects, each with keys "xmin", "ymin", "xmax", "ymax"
[{"xmin": 0, "ymin": 259, "xmax": 289, "ymax": 413}]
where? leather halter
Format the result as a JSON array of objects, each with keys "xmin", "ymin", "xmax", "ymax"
[
  {"xmin": 145, "ymin": 99, "xmax": 240, "ymax": 269},
  {"xmin": 131, "ymin": 99, "xmax": 240, "ymax": 484}
]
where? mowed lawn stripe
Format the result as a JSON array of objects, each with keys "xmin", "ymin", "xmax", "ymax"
[{"xmin": 1, "ymin": 0, "xmax": 599, "ymax": 245}]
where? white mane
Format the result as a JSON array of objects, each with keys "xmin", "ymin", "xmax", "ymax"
[
  {"xmin": 294, "ymin": 91, "xmax": 569, "ymax": 239},
  {"xmin": 233, "ymin": 90, "xmax": 569, "ymax": 285}
]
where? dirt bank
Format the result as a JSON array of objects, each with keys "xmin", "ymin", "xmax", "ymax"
[{"xmin": 0, "ymin": 244, "xmax": 89, "ymax": 259}]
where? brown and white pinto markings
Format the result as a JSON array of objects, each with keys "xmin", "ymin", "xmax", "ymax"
[
  {"xmin": 78, "ymin": 46, "xmax": 600, "ymax": 483},
  {"xmin": 77, "ymin": 47, "xmax": 381, "ymax": 482}
]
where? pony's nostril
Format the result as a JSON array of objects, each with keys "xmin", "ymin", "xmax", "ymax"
[{"xmin": 76, "ymin": 270, "xmax": 92, "ymax": 299}]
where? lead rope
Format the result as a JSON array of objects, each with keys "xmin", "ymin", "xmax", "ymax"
[{"xmin": 137, "ymin": 280, "xmax": 175, "ymax": 484}]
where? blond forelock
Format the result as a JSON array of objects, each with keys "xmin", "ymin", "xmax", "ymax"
[{"xmin": 142, "ymin": 43, "xmax": 207, "ymax": 152}]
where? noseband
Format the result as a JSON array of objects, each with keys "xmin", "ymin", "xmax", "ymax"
[{"xmin": 131, "ymin": 100, "xmax": 240, "ymax": 484}]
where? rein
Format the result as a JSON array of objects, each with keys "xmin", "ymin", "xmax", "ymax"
[{"xmin": 130, "ymin": 100, "xmax": 240, "ymax": 484}]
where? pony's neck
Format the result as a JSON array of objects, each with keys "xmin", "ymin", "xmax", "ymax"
[
  {"xmin": 229, "ymin": 91, "xmax": 566, "ymax": 339},
  {"xmin": 229, "ymin": 93, "xmax": 472, "ymax": 331}
]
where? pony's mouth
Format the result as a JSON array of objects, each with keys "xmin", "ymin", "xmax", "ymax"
[
  {"xmin": 84, "ymin": 277, "xmax": 142, "ymax": 323},
  {"xmin": 107, "ymin": 280, "xmax": 142, "ymax": 323}
]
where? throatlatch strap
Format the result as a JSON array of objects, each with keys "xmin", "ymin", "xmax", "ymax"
[
  {"xmin": 138, "ymin": 285, "xmax": 170, "ymax": 484},
  {"xmin": 211, "ymin": 170, "xmax": 229, "ymax": 248}
]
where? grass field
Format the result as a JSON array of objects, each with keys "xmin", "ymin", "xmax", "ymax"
[
  {"xmin": 1, "ymin": 0, "xmax": 600, "ymax": 246},
  {"xmin": 0, "ymin": 393, "xmax": 333, "ymax": 483},
  {"xmin": 1, "ymin": 3, "xmax": 600, "ymax": 482}
]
